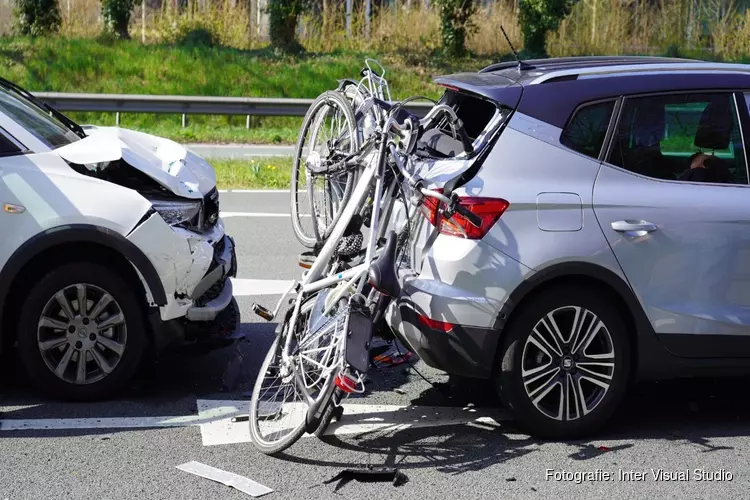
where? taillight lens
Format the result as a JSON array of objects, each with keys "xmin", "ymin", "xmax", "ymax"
[{"xmin": 419, "ymin": 189, "xmax": 509, "ymax": 240}]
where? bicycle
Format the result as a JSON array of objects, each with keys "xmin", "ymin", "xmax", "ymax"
[
  {"xmin": 249, "ymin": 98, "xmax": 479, "ymax": 455},
  {"xmin": 289, "ymin": 59, "xmax": 395, "ymax": 250}
]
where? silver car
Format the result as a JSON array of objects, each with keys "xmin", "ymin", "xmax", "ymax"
[{"xmin": 386, "ymin": 56, "xmax": 750, "ymax": 438}]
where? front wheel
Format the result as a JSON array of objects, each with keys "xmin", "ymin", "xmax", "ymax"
[
  {"xmin": 17, "ymin": 262, "xmax": 147, "ymax": 401},
  {"xmin": 494, "ymin": 285, "xmax": 631, "ymax": 439}
]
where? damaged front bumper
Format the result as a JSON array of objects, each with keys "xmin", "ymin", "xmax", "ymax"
[{"xmin": 127, "ymin": 211, "xmax": 241, "ymax": 353}]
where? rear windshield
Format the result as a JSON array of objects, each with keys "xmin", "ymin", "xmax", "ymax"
[
  {"xmin": 0, "ymin": 87, "xmax": 80, "ymax": 149},
  {"xmin": 415, "ymin": 90, "xmax": 509, "ymax": 159}
]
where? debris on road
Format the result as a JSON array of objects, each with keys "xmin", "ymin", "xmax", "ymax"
[
  {"xmin": 176, "ymin": 461, "xmax": 273, "ymax": 497},
  {"xmin": 323, "ymin": 467, "xmax": 409, "ymax": 492},
  {"xmin": 394, "ymin": 388, "xmax": 406, "ymax": 395},
  {"xmin": 506, "ymin": 477, "xmax": 516, "ymax": 482}
]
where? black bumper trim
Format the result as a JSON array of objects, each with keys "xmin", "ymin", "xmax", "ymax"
[{"xmin": 396, "ymin": 302, "xmax": 498, "ymax": 379}]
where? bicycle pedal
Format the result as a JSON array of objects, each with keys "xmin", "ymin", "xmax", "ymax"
[{"xmin": 252, "ymin": 303, "xmax": 274, "ymax": 321}]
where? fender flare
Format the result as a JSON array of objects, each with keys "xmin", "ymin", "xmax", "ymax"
[
  {"xmin": 0, "ymin": 224, "xmax": 168, "ymax": 347},
  {"xmin": 491, "ymin": 261, "xmax": 654, "ymax": 355}
]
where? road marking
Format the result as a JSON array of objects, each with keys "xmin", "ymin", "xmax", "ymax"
[
  {"xmin": 220, "ymin": 211, "xmax": 309, "ymax": 218},
  {"xmin": 221, "ymin": 212, "xmax": 290, "ymax": 218},
  {"xmin": 231, "ymin": 189, "xmax": 289, "ymax": 193},
  {"xmin": 197, "ymin": 399, "xmax": 510, "ymax": 447},
  {"xmin": 0, "ymin": 401, "xmax": 510, "ymax": 447},
  {"xmin": 231, "ymin": 278, "xmax": 293, "ymax": 296}
]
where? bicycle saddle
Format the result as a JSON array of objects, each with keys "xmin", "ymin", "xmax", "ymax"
[{"xmin": 368, "ymin": 231, "xmax": 401, "ymax": 297}]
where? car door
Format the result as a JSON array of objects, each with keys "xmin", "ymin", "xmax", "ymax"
[{"xmin": 593, "ymin": 90, "xmax": 750, "ymax": 358}]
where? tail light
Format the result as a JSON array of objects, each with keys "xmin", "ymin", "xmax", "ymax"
[
  {"xmin": 419, "ymin": 189, "xmax": 510, "ymax": 240},
  {"xmin": 334, "ymin": 372, "xmax": 358, "ymax": 393},
  {"xmin": 417, "ymin": 313, "xmax": 455, "ymax": 332}
]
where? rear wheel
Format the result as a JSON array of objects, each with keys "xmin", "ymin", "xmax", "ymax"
[
  {"xmin": 494, "ymin": 285, "xmax": 630, "ymax": 439},
  {"xmin": 291, "ymin": 91, "xmax": 359, "ymax": 248},
  {"xmin": 17, "ymin": 262, "xmax": 146, "ymax": 401}
]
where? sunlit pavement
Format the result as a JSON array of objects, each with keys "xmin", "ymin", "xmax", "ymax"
[{"xmin": 2, "ymin": 192, "xmax": 750, "ymax": 499}]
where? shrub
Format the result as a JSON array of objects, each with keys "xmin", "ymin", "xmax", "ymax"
[
  {"xmin": 434, "ymin": 0, "xmax": 477, "ymax": 57},
  {"xmin": 13, "ymin": 0, "xmax": 61, "ymax": 36},
  {"xmin": 518, "ymin": 0, "xmax": 575, "ymax": 57},
  {"xmin": 269, "ymin": 0, "xmax": 311, "ymax": 53}
]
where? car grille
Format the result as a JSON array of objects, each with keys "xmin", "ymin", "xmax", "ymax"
[{"xmin": 203, "ymin": 187, "xmax": 220, "ymax": 229}]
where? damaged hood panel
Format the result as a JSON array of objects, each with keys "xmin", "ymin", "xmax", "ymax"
[{"xmin": 56, "ymin": 126, "xmax": 216, "ymax": 199}]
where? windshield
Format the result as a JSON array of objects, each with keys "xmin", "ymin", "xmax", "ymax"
[{"xmin": 0, "ymin": 86, "xmax": 80, "ymax": 150}]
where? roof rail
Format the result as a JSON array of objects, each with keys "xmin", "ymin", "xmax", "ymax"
[
  {"xmin": 479, "ymin": 55, "xmax": 694, "ymax": 74},
  {"xmin": 527, "ymin": 61, "xmax": 750, "ymax": 84}
]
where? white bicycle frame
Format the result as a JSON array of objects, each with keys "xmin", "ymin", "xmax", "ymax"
[{"xmin": 271, "ymin": 102, "xmax": 458, "ymax": 406}]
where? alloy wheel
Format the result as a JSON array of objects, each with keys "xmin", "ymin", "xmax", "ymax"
[
  {"xmin": 36, "ymin": 283, "xmax": 128, "ymax": 385},
  {"xmin": 521, "ymin": 306, "xmax": 615, "ymax": 421}
]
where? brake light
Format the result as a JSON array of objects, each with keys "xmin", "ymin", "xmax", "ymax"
[
  {"xmin": 417, "ymin": 313, "xmax": 454, "ymax": 332},
  {"xmin": 419, "ymin": 189, "xmax": 510, "ymax": 240}
]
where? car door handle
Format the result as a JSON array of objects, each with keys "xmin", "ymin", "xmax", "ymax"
[{"xmin": 611, "ymin": 220, "xmax": 658, "ymax": 233}]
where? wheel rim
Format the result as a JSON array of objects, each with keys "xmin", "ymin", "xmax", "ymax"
[
  {"xmin": 251, "ymin": 295, "xmax": 346, "ymax": 449},
  {"xmin": 521, "ymin": 306, "xmax": 615, "ymax": 421},
  {"xmin": 36, "ymin": 283, "xmax": 127, "ymax": 385}
]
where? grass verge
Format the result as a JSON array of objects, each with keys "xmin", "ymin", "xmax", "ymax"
[{"xmin": 212, "ymin": 157, "xmax": 292, "ymax": 189}]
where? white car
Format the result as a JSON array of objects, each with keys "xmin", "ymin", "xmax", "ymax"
[{"xmin": 0, "ymin": 78, "xmax": 239, "ymax": 400}]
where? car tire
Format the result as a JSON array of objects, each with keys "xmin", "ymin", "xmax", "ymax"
[
  {"xmin": 17, "ymin": 262, "xmax": 147, "ymax": 401},
  {"xmin": 494, "ymin": 285, "xmax": 630, "ymax": 439}
]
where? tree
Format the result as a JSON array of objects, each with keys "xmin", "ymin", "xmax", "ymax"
[
  {"xmin": 518, "ymin": 0, "xmax": 576, "ymax": 57},
  {"xmin": 14, "ymin": 0, "xmax": 61, "ymax": 36},
  {"xmin": 434, "ymin": 0, "xmax": 477, "ymax": 57},
  {"xmin": 101, "ymin": 0, "xmax": 136, "ymax": 39},
  {"xmin": 268, "ymin": 0, "xmax": 310, "ymax": 52}
]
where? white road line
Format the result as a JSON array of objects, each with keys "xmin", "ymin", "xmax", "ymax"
[
  {"xmin": 197, "ymin": 399, "xmax": 510, "ymax": 447},
  {"xmin": 231, "ymin": 189, "xmax": 289, "ymax": 193},
  {"xmin": 221, "ymin": 212, "xmax": 290, "ymax": 218},
  {"xmin": 0, "ymin": 401, "xmax": 510, "ymax": 447},
  {"xmin": 231, "ymin": 278, "xmax": 293, "ymax": 296}
]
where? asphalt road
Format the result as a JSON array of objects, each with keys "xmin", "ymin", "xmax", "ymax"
[{"xmin": 2, "ymin": 191, "xmax": 750, "ymax": 499}]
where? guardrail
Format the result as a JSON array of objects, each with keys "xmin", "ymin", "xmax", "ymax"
[{"xmin": 34, "ymin": 92, "xmax": 435, "ymax": 127}]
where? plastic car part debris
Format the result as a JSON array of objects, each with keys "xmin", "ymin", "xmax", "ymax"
[
  {"xmin": 323, "ymin": 467, "xmax": 409, "ymax": 492},
  {"xmin": 176, "ymin": 461, "xmax": 273, "ymax": 497}
]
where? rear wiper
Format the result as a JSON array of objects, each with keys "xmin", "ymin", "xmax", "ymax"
[{"xmin": 0, "ymin": 77, "xmax": 87, "ymax": 139}]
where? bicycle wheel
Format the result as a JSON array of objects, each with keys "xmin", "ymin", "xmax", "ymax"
[
  {"xmin": 249, "ymin": 291, "xmax": 348, "ymax": 455},
  {"xmin": 291, "ymin": 91, "xmax": 359, "ymax": 248}
]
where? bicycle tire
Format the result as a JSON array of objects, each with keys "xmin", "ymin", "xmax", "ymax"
[{"xmin": 291, "ymin": 91, "xmax": 359, "ymax": 248}]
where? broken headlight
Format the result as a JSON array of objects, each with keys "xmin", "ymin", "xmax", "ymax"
[{"xmin": 151, "ymin": 199, "xmax": 202, "ymax": 226}]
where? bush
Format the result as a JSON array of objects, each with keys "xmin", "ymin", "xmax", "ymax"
[
  {"xmin": 518, "ymin": 0, "xmax": 575, "ymax": 57},
  {"xmin": 434, "ymin": 0, "xmax": 477, "ymax": 57},
  {"xmin": 269, "ymin": 0, "xmax": 311, "ymax": 53},
  {"xmin": 13, "ymin": 0, "xmax": 61, "ymax": 36},
  {"xmin": 178, "ymin": 27, "xmax": 218, "ymax": 48},
  {"xmin": 101, "ymin": 0, "xmax": 136, "ymax": 39}
]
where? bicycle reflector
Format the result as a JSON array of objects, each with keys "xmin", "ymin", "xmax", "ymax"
[
  {"xmin": 334, "ymin": 371, "xmax": 358, "ymax": 393},
  {"xmin": 419, "ymin": 189, "xmax": 510, "ymax": 240}
]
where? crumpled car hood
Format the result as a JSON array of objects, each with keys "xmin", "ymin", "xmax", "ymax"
[{"xmin": 55, "ymin": 126, "xmax": 216, "ymax": 199}]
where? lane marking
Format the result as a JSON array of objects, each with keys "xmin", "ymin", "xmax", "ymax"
[
  {"xmin": 221, "ymin": 212, "xmax": 290, "ymax": 218},
  {"xmin": 230, "ymin": 189, "xmax": 289, "ymax": 193},
  {"xmin": 231, "ymin": 278, "xmax": 293, "ymax": 296},
  {"xmin": 0, "ymin": 401, "xmax": 511, "ymax": 447},
  {"xmin": 197, "ymin": 399, "xmax": 510, "ymax": 447}
]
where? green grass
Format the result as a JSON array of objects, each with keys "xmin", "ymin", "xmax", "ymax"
[
  {"xmin": 212, "ymin": 158, "xmax": 292, "ymax": 189},
  {"xmin": 0, "ymin": 36, "xmax": 499, "ymax": 144}
]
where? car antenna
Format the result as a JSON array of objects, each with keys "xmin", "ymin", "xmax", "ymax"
[{"xmin": 499, "ymin": 24, "xmax": 533, "ymax": 72}]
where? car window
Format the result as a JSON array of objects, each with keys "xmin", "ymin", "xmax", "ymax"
[
  {"xmin": 560, "ymin": 100, "xmax": 615, "ymax": 159},
  {"xmin": 608, "ymin": 92, "xmax": 748, "ymax": 184},
  {"xmin": 0, "ymin": 128, "xmax": 23, "ymax": 158},
  {"xmin": 0, "ymin": 87, "xmax": 79, "ymax": 150}
]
